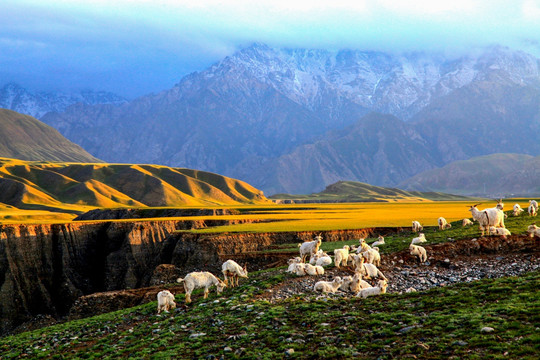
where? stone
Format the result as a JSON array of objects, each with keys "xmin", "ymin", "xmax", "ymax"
[
  {"xmin": 285, "ymin": 349, "xmax": 295, "ymax": 356},
  {"xmin": 481, "ymin": 327, "xmax": 495, "ymax": 333}
]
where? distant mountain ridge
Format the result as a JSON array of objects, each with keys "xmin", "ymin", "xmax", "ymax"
[
  {"xmin": 270, "ymin": 180, "xmax": 474, "ymax": 203},
  {"xmin": 0, "ymin": 83, "xmax": 126, "ymax": 119},
  {"xmin": 0, "ymin": 108, "xmax": 101, "ymax": 163},
  {"xmin": 31, "ymin": 44, "xmax": 540, "ymax": 194},
  {"xmin": 399, "ymin": 153, "xmax": 540, "ymax": 197}
]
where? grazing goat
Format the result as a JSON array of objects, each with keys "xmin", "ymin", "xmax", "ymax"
[
  {"xmin": 412, "ymin": 221, "xmax": 423, "ymax": 232},
  {"xmin": 409, "ymin": 244, "xmax": 427, "ymax": 263},
  {"xmin": 157, "ymin": 290, "xmax": 176, "ymax": 314},
  {"xmin": 527, "ymin": 224, "xmax": 540, "ymax": 238},
  {"xmin": 529, "ymin": 200, "xmax": 538, "ymax": 212},
  {"xmin": 438, "ymin": 217, "xmax": 452, "ymax": 230},
  {"xmin": 314, "ymin": 277, "xmax": 343, "ymax": 294},
  {"xmin": 411, "ymin": 233, "xmax": 426, "ymax": 245},
  {"xmin": 298, "ymin": 235, "xmax": 322, "ymax": 262},
  {"xmin": 469, "ymin": 204, "xmax": 505, "ymax": 236},
  {"xmin": 513, "ymin": 204, "xmax": 524, "ymax": 216},
  {"xmin": 372, "ymin": 235, "xmax": 385, "ymax": 247},
  {"xmin": 334, "ymin": 245, "xmax": 350, "ymax": 268},
  {"xmin": 529, "ymin": 203, "xmax": 538, "ymax": 217},
  {"xmin": 488, "ymin": 226, "xmax": 511, "ymax": 238},
  {"xmin": 221, "ymin": 260, "xmax": 248, "ymax": 287},
  {"xmin": 462, "ymin": 218, "xmax": 474, "ymax": 226},
  {"xmin": 356, "ymin": 279, "xmax": 388, "ymax": 298},
  {"xmin": 177, "ymin": 272, "xmax": 226, "ymax": 304}
]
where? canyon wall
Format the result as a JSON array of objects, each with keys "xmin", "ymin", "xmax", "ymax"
[{"xmin": 0, "ymin": 219, "xmax": 379, "ymax": 335}]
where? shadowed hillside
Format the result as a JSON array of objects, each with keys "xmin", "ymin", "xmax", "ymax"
[
  {"xmin": 0, "ymin": 108, "xmax": 101, "ymax": 162},
  {"xmin": 0, "ymin": 158, "xmax": 270, "ymax": 214},
  {"xmin": 399, "ymin": 153, "xmax": 540, "ymax": 197},
  {"xmin": 270, "ymin": 180, "xmax": 475, "ymax": 203}
]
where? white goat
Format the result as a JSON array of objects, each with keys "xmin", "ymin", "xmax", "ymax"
[
  {"xmin": 350, "ymin": 254, "xmax": 365, "ymax": 271},
  {"xmin": 309, "ymin": 249, "xmax": 324, "ymax": 264},
  {"xmin": 372, "ymin": 235, "xmax": 385, "ymax": 247},
  {"xmin": 462, "ymin": 218, "xmax": 474, "ymax": 226},
  {"xmin": 412, "ymin": 221, "xmax": 423, "ymax": 232},
  {"xmin": 314, "ymin": 253, "xmax": 332, "ymax": 267},
  {"xmin": 290, "ymin": 263, "xmax": 308, "ymax": 276},
  {"xmin": 411, "ymin": 233, "xmax": 427, "ymax": 245},
  {"xmin": 527, "ymin": 224, "xmax": 540, "ymax": 238},
  {"xmin": 298, "ymin": 235, "xmax": 322, "ymax": 262},
  {"xmin": 495, "ymin": 199, "xmax": 504, "ymax": 210},
  {"xmin": 157, "ymin": 290, "xmax": 176, "ymax": 314},
  {"xmin": 409, "ymin": 244, "xmax": 427, "ymax": 263},
  {"xmin": 349, "ymin": 272, "xmax": 371, "ymax": 293},
  {"xmin": 358, "ymin": 262, "xmax": 387, "ymax": 280},
  {"xmin": 304, "ymin": 263, "xmax": 325, "ymax": 276},
  {"xmin": 356, "ymin": 279, "xmax": 388, "ymax": 299},
  {"xmin": 513, "ymin": 204, "xmax": 524, "ymax": 216},
  {"xmin": 334, "ymin": 245, "xmax": 350, "ymax": 268},
  {"xmin": 177, "ymin": 272, "xmax": 227, "ymax": 304},
  {"xmin": 488, "ymin": 226, "xmax": 511, "ymax": 238},
  {"xmin": 362, "ymin": 247, "xmax": 381, "ymax": 266},
  {"xmin": 438, "ymin": 217, "xmax": 452, "ymax": 230},
  {"xmin": 529, "ymin": 204, "xmax": 538, "ymax": 217},
  {"xmin": 314, "ymin": 277, "xmax": 343, "ymax": 294},
  {"xmin": 286, "ymin": 257, "xmax": 302, "ymax": 273},
  {"xmin": 529, "ymin": 200, "xmax": 538, "ymax": 212},
  {"xmin": 469, "ymin": 204, "xmax": 505, "ymax": 236},
  {"xmin": 221, "ymin": 259, "xmax": 248, "ymax": 287}
]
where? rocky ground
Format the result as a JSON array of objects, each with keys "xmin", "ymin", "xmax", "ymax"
[{"xmin": 257, "ymin": 235, "xmax": 539, "ymax": 302}]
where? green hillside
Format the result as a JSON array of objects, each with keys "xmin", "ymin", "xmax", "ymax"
[
  {"xmin": 399, "ymin": 153, "xmax": 540, "ymax": 197},
  {"xmin": 0, "ymin": 108, "xmax": 100, "ymax": 162},
  {"xmin": 270, "ymin": 180, "xmax": 475, "ymax": 203}
]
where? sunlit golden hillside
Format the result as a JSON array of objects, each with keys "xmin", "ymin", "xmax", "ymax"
[{"xmin": 0, "ymin": 158, "xmax": 270, "ymax": 215}]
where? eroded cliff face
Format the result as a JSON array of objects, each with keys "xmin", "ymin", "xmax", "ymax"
[{"xmin": 0, "ymin": 219, "xmax": 381, "ymax": 335}]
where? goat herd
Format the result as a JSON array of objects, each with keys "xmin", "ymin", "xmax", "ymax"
[{"xmin": 156, "ymin": 199, "xmax": 540, "ymax": 313}]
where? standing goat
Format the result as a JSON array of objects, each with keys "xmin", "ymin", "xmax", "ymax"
[
  {"xmin": 177, "ymin": 272, "xmax": 227, "ymax": 304},
  {"xmin": 298, "ymin": 235, "xmax": 322, "ymax": 263},
  {"xmin": 513, "ymin": 204, "xmax": 524, "ymax": 216},
  {"xmin": 469, "ymin": 204, "xmax": 505, "ymax": 236},
  {"xmin": 221, "ymin": 259, "xmax": 248, "ymax": 287},
  {"xmin": 412, "ymin": 221, "xmax": 423, "ymax": 232},
  {"xmin": 157, "ymin": 290, "xmax": 176, "ymax": 314}
]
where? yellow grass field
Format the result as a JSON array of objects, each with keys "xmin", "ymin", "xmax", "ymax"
[{"xmin": 2, "ymin": 200, "xmax": 526, "ymax": 233}]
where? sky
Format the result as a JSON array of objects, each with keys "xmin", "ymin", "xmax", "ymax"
[{"xmin": 2, "ymin": 0, "xmax": 540, "ymax": 98}]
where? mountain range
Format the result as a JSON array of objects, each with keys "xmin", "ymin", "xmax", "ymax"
[
  {"xmin": 0, "ymin": 83, "xmax": 126, "ymax": 119},
  {"xmin": 399, "ymin": 153, "xmax": 540, "ymax": 197},
  {"xmin": 5, "ymin": 44, "xmax": 540, "ymax": 195}
]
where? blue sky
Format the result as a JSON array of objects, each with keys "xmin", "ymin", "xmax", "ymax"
[{"xmin": 2, "ymin": 0, "xmax": 540, "ymax": 98}]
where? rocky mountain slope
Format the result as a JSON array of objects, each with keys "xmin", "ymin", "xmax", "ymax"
[
  {"xmin": 0, "ymin": 108, "xmax": 101, "ymax": 162},
  {"xmin": 0, "ymin": 158, "xmax": 269, "ymax": 213},
  {"xmin": 399, "ymin": 153, "xmax": 540, "ymax": 197},
  {"xmin": 38, "ymin": 44, "xmax": 540, "ymax": 194},
  {"xmin": 0, "ymin": 83, "xmax": 126, "ymax": 119}
]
